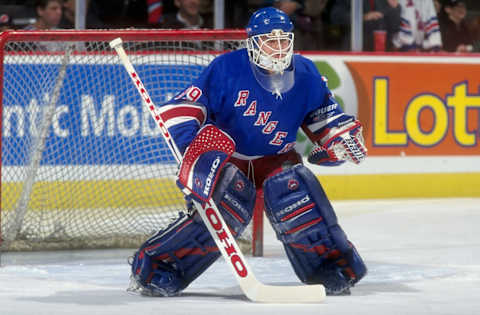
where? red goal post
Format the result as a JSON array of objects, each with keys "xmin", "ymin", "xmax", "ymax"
[{"xmin": 0, "ymin": 29, "xmax": 265, "ymax": 254}]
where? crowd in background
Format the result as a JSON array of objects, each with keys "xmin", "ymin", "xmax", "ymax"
[{"xmin": 1, "ymin": 0, "xmax": 480, "ymax": 53}]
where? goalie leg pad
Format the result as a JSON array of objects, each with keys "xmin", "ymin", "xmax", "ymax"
[
  {"xmin": 212, "ymin": 163, "xmax": 256, "ymax": 237},
  {"xmin": 130, "ymin": 164, "xmax": 255, "ymax": 297},
  {"xmin": 130, "ymin": 211, "xmax": 220, "ymax": 297},
  {"xmin": 263, "ymin": 164, "xmax": 367, "ymax": 294}
]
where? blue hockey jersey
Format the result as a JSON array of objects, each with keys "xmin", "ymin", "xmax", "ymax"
[{"xmin": 157, "ymin": 48, "xmax": 350, "ymax": 158}]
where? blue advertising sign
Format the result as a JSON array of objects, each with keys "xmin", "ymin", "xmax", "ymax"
[{"xmin": 2, "ymin": 63, "xmax": 205, "ymax": 166}]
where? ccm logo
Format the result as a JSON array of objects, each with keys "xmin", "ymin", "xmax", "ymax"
[{"xmin": 205, "ymin": 205, "xmax": 248, "ymax": 278}]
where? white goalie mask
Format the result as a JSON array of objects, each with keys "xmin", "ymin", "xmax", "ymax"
[
  {"xmin": 246, "ymin": 7, "xmax": 295, "ymax": 95},
  {"xmin": 246, "ymin": 29, "xmax": 294, "ymax": 73}
]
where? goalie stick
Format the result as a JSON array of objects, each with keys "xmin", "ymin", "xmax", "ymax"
[{"xmin": 109, "ymin": 37, "xmax": 326, "ymax": 303}]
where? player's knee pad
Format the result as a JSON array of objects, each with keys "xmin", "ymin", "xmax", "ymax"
[
  {"xmin": 263, "ymin": 164, "xmax": 367, "ymax": 294},
  {"xmin": 130, "ymin": 163, "xmax": 255, "ymax": 297}
]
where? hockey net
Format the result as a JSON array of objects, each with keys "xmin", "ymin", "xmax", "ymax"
[{"xmin": 0, "ymin": 29, "xmax": 256, "ymax": 251}]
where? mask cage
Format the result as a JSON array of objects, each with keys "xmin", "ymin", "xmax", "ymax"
[{"xmin": 247, "ymin": 29, "xmax": 294, "ymax": 73}]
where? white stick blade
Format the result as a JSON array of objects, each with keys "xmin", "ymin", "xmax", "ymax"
[{"xmin": 248, "ymin": 283, "xmax": 326, "ymax": 303}]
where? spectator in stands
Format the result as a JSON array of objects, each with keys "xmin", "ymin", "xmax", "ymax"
[
  {"xmin": 23, "ymin": 0, "xmax": 65, "ymax": 51},
  {"xmin": 363, "ymin": 0, "xmax": 401, "ymax": 51},
  {"xmin": 433, "ymin": 0, "xmax": 442, "ymax": 14},
  {"xmin": 329, "ymin": 0, "xmax": 401, "ymax": 51},
  {"xmin": 225, "ymin": 0, "xmax": 250, "ymax": 28},
  {"xmin": 466, "ymin": 16, "xmax": 480, "ymax": 48},
  {"xmin": 273, "ymin": 0, "xmax": 329, "ymax": 50},
  {"xmin": 0, "ymin": 13, "xmax": 14, "ymax": 32},
  {"xmin": 438, "ymin": 0, "xmax": 475, "ymax": 52},
  {"xmin": 272, "ymin": 0, "xmax": 303, "ymax": 17},
  {"xmin": 392, "ymin": 0, "xmax": 442, "ymax": 51},
  {"xmin": 58, "ymin": 0, "xmax": 104, "ymax": 29},
  {"xmin": 24, "ymin": 0, "xmax": 62, "ymax": 30},
  {"xmin": 160, "ymin": 0, "xmax": 212, "ymax": 29},
  {"xmin": 147, "ymin": 0, "xmax": 164, "ymax": 25}
]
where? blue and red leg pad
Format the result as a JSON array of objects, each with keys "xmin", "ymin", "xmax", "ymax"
[
  {"xmin": 263, "ymin": 164, "xmax": 367, "ymax": 294},
  {"xmin": 130, "ymin": 211, "xmax": 220, "ymax": 296},
  {"xmin": 130, "ymin": 163, "xmax": 255, "ymax": 296}
]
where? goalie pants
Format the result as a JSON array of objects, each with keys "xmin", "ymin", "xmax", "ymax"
[{"xmin": 230, "ymin": 150, "xmax": 302, "ymax": 188}]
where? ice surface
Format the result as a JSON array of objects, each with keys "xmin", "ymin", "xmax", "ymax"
[{"xmin": 1, "ymin": 198, "xmax": 479, "ymax": 315}]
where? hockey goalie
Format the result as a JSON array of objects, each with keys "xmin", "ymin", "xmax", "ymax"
[{"xmin": 128, "ymin": 6, "xmax": 368, "ymax": 297}]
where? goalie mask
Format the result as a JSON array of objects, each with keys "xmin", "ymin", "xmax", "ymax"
[{"xmin": 246, "ymin": 7, "xmax": 295, "ymax": 95}]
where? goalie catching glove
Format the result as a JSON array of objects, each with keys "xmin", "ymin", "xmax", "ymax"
[{"xmin": 307, "ymin": 118, "xmax": 367, "ymax": 166}]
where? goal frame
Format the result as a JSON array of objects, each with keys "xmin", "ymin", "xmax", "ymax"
[{"xmin": 0, "ymin": 29, "xmax": 265, "ymax": 255}]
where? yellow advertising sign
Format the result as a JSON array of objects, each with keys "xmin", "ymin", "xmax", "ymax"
[
  {"xmin": 350, "ymin": 62, "xmax": 480, "ymax": 155},
  {"xmin": 307, "ymin": 54, "xmax": 480, "ymax": 199},
  {"xmin": 312, "ymin": 55, "xmax": 480, "ymax": 156}
]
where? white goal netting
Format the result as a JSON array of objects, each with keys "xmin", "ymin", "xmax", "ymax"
[{"xmin": 0, "ymin": 30, "xmax": 248, "ymax": 251}]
